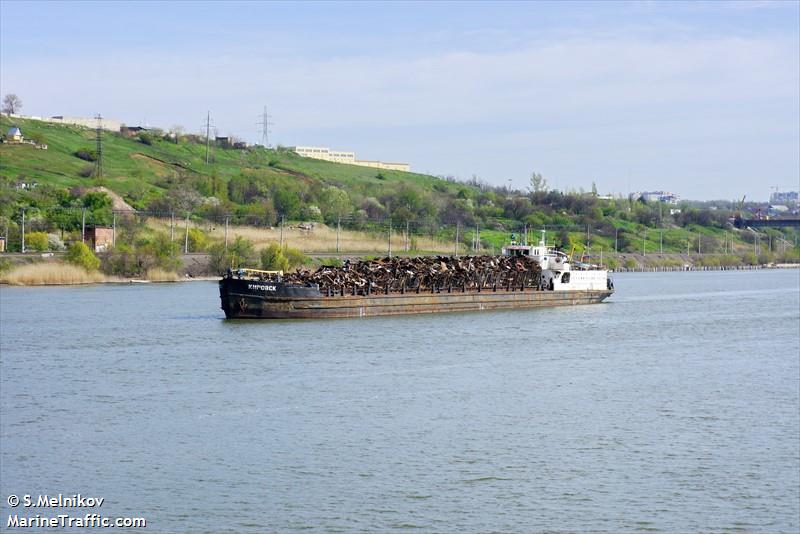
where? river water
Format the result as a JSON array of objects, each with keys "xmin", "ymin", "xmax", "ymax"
[{"xmin": 1, "ymin": 269, "xmax": 798, "ymax": 532}]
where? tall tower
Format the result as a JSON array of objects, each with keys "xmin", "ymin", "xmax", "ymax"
[
  {"xmin": 94, "ymin": 114, "xmax": 103, "ymax": 179},
  {"xmin": 257, "ymin": 105, "xmax": 274, "ymax": 147}
]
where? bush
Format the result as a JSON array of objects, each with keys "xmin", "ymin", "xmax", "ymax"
[
  {"xmin": 48, "ymin": 234, "xmax": 66, "ymax": 251},
  {"xmin": 623, "ymin": 258, "xmax": 638, "ymax": 270},
  {"xmin": 138, "ymin": 132, "xmax": 154, "ymax": 145},
  {"xmin": 740, "ymin": 252, "xmax": 757, "ymax": 265},
  {"xmin": 78, "ymin": 165, "xmax": 95, "ymax": 178},
  {"xmin": 260, "ymin": 243, "xmax": 289, "ymax": 272},
  {"xmin": 283, "ymin": 245, "xmax": 307, "ymax": 269},
  {"xmin": 140, "ymin": 232, "xmax": 181, "ymax": 272},
  {"xmin": 74, "ymin": 148, "xmax": 97, "ymax": 162},
  {"xmin": 26, "ymin": 231, "xmax": 50, "ymax": 251},
  {"xmin": 209, "ymin": 236, "xmax": 255, "ymax": 273},
  {"xmin": 187, "ymin": 228, "xmax": 209, "ymax": 252},
  {"xmin": 65, "ymin": 242, "xmax": 101, "ymax": 271}
]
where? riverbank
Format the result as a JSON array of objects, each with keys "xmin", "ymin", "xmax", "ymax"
[{"xmin": 0, "ymin": 262, "xmax": 218, "ymax": 286}]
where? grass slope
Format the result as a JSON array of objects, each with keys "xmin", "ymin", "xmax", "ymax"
[{"xmin": 0, "ymin": 115, "xmax": 463, "ymax": 205}]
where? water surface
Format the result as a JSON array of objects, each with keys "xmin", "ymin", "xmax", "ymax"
[{"xmin": 1, "ymin": 270, "xmax": 798, "ymax": 532}]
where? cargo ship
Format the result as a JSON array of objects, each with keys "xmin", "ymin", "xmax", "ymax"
[{"xmin": 219, "ymin": 232, "xmax": 614, "ymax": 319}]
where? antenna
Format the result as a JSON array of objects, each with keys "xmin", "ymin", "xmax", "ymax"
[
  {"xmin": 94, "ymin": 114, "xmax": 103, "ymax": 179},
  {"xmin": 256, "ymin": 105, "xmax": 274, "ymax": 147}
]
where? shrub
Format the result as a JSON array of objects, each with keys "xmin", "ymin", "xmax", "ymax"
[
  {"xmin": 65, "ymin": 242, "xmax": 101, "ymax": 271},
  {"xmin": 209, "ymin": 236, "xmax": 255, "ymax": 273},
  {"xmin": 740, "ymin": 252, "xmax": 757, "ymax": 265},
  {"xmin": 623, "ymin": 258, "xmax": 638, "ymax": 270},
  {"xmin": 74, "ymin": 148, "xmax": 97, "ymax": 162},
  {"xmin": 138, "ymin": 132, "xmax": 154, "ymax": 145},
  {"xmin": 260, "ymin": 243, "xmax": 289, "ymax": 272},
  {"xmin": 283, "ymin": 245, "xmax": 308, "ymax": 269},
  {"xmin": 48, "ymin": 234, "xmax": 66, "ymax": 251},
  {"xmin": 301, "ymin": 205, "xmax": 323, "ymax": 222},
  {"xmin": 187, "ymin": 228, "xmax": 209, "ymax": 252},
  {"xmin": 78, "ymin": 165, "xmax": 94, "ymax": 178},
  {"xmin": 26, "ymin": 231, "xmax": 49, "ymax": 251},
  {"xmin": 140, "ymin": 232, "xmax": 181, "ymax": 272}
]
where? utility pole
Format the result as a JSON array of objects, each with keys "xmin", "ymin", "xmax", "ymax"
[
  {"xmin": 687, "ymin": 231, "xmax": 690, "ymax": 256},
  {"xmin": 112, "ymin": 211, "xmax": 116, "ymax": 246},
  {"xmin": 660, "ymin": 230, "xmax": 663, "ymax": 254},
  {"xmin": 224, "ymin": 216, "xmax": 229, "ymax": 251},
  {"xmin": 336, "ymin": 216, "xmax": 341, "ymax": 253},
  {"xmin": 698, "ymin": 233, "xmax": 701, "ymax": 254},
  {"xmin": 170, "ymin": 212, "xmax": 175, "ymax": 242},
  {"xmin": 388, "ymin": 218, "xmax": 392, "ymax": 258},
  {"xmin": 20, "ymin": 208, "xmax": 25, "ymax": 253},
  {"xmin": 204, "ymin": 111, "xmax": 212, "ymax": 165},
  {"xmin": 81, "ymin": 208, "xmax": 86, "ymax": 244},
  {"xmin": 615, "ymin": 228, "xmax": 618, "ymax": 253},
  {"xmin": 586, "ymin": 224, "xmax": 590, "ymax": 253},
  {"xmin": 454, "ymin": 222, "xmax": 460, "ymax": 256},
  {"xmin": 406, "ymin": 220, "xmax": 410, "ymax": 252},
  {"xmin": 279, "ymin": 215, "xmax": 284, "ymax": 247},
  {"xmin": 475, "ymin": 223, "xmax": 480, "ymax": 253},
  {"xmin": 184, "ymin": 213, "xmax": 190, "ymax": 253},
  {"xmin": 642, "ymin": 227, "xmax": 646, "ymax": 256}
]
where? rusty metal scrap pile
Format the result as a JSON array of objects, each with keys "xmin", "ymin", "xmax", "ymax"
[{"xmin": 285, "ymin": 256, "xmax": 543, "ymax": 294}]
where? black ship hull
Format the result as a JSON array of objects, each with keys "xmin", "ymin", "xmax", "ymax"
[{"xmin": 219, "ymin": 277, "xmax": 612, "ymax": 319}]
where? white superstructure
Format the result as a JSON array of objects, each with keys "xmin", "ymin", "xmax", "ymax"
[{"xmin": 502, "ymin": 230, "xmax": 612, "ymax": 292}]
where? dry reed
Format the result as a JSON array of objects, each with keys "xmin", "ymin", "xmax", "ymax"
[
  {"xmin": 145, "ymin": 268, "xmax": 181, "ymax": 282},
  {"xmin": 0, "ymin": 263, "xmax": 107, "ymax": 286},
  {"xmin": 148, "ymin": 218, "xmax": 455, "ymax": 253}
]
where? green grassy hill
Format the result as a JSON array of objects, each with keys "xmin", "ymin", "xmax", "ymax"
[
  {"xmin": 0, "ymin": 115, "xmax": 463, "ymax": 207},
  {"xmin": 1, "ymin": 114, "xmax": 797, "ymax": 264}
]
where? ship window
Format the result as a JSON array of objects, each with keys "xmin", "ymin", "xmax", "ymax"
[{"xmin": 562, "ymin": 273, "xmax": 570, "ymax": 284}]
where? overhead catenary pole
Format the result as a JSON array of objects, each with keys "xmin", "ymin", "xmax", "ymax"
[
  {"xmin": 184, "ymin": 212, "xmax": 190, "ymax": 253},
  {"xmin": 641, "ymin": 227, "xmax": 647, "ymax": 256},
  {"xmin": 224, "ymin": 216, "xmax": 229, "ymax": 251},
  {"xmin": 20, "ymin": 208, "xmax": 25, "ymax": 253},
  {"xmin": 205, "ymin": 111, "xmax": 211, "ymax": 165}
]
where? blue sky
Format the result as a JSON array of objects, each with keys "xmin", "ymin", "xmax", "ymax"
[{"xmin": 1, "ymin": 0, "xmax": 798, "ymax": 200}]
